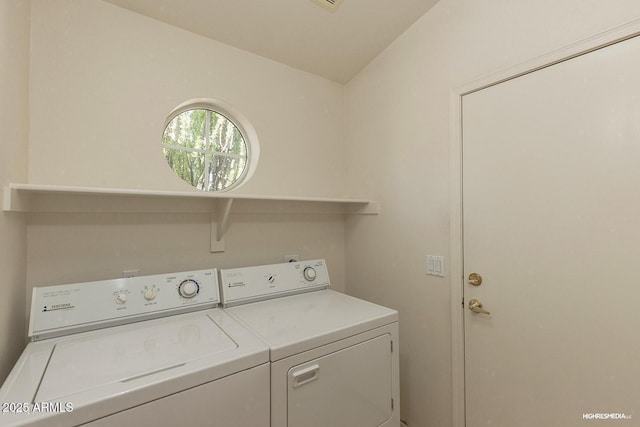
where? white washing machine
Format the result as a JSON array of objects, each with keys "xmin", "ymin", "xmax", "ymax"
[
  {"xmin": 219, "ymin": 259, "xmax": 400, "ymax": 427},
  {"xmin": 0, "ymin": 269, "xmax": 270, "ymax": 427}
]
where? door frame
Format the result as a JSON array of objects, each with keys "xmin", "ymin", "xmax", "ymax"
[{"xmin": 449, "ymin": 18, "xmax": 640, "ymax": 427}]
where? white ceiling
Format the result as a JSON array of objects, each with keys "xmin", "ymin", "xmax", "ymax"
[{"xmin": 102, "ymin": 0, "xmax": 440, "ymax": 83}]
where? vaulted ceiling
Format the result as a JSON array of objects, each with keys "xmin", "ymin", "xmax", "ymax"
[{"xmin": 102, "ymin": 0, "xmax": 440, "ymax": 83}]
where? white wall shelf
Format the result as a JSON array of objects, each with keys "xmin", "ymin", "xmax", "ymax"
[{"xmin": 3, "ymin": 184, "xmax": 379, "ymax": 252}]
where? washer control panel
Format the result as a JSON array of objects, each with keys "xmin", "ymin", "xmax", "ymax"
[
  {"xmin": 219, "ymin": 259, "xmax": 330, "ymax": 307},
  {"xmin": 29, "ymin": 269, "xmax": 219, "ymax": 340}
]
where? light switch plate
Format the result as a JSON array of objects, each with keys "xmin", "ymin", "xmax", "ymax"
[{"xmin": 426, "ymin": 255, "xmax": 445, "ymax": 277}]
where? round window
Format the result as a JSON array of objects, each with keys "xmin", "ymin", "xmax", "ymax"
[{"xmin": 162, "ymin": 102, "xmax": 255, "ymax": 192}]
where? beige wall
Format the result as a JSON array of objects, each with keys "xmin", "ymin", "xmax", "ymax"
[
  {"xmin": 29, "ymin": 0, "xmax": 346, "ymax": 198},
  {"xmin": 27, "ymin": 210, "xmax": 346, "ymax": 292},
  {"xmin": 0, "ymin": 0, "xmax": 29, "ymax": 381},
  {"xmin": 344, "ymin": 1, "xmax": 640, "ymax": 426},
  {"xmin": 25, "ymin": 0, "xmax": 348, "ymax": 293}
]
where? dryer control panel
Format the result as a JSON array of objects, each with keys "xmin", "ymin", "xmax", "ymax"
[
  {"xmin": 219, "ymin": 259, "xmax": 330, "ymax": 307},
  {"xmin": 29, "ymin": 269, "xmax": 219, "ymax": 341}
]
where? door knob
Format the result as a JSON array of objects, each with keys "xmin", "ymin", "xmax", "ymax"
[
  {"xmin": 468, "ymin": 298, "xmax": 491, "ymax": 315},
  {"xmin": 468, "ymin": 273, "xmax": 483, "ymax": 286}
]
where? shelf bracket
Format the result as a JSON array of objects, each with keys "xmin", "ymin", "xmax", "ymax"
[{"xmin": 210, "ymin": 198, "xmax": 233, "ymax": 252}]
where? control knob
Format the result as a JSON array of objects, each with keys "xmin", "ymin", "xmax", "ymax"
[
  {"xmin": 303, "ymin": 266, "xmax": 317, "ymax": 282},
  {"xmin": 143, "ymin": 288, "xmax": 157, "ymax": 301},
  {"xmin": 114, "ymin": 291, "xmax": 128, "ymax": 304},
  {"xmin": 178, "ymin": 279, "xmax": 199, "ymax": 299}
]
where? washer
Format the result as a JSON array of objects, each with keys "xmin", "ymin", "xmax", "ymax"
[
  {"xmin": 0, "ymin": 269, "xmax": 270, "ymax": 427},
  {"xmin": 220, "ymin": 259, "xmax": 400, "ymax": 427}
]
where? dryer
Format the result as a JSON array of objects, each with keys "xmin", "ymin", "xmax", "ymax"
[
  {"xmin": 0, "ymin": 269, "xmax": 269, "ymax": 427},
  {"xmin": 220, "ymin": 259, "xmax": 400, "ymax": 427}
]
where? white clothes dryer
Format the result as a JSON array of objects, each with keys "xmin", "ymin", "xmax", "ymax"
[
  {"xmin": 0, "ymin": 269, "xmax": 270, "ymax": 427},
  {"xmin": 220, "ymin": 259, "xmax": 400, "ymax": 427}
]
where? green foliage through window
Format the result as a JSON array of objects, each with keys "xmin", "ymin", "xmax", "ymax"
[{"xmin": 162, "ymin": 108, "xmax": 248, "ymax": 191}]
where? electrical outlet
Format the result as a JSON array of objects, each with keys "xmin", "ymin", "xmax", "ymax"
[
  {"xmin": 284, "ymin": 254, "xmax": 299, "ymax": 263},
  {"xmin": 122, "ymin": 270, "xmax": 139, "ymax": 278}
]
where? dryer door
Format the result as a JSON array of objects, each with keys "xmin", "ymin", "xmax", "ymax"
[{"xmin": 286, "ymin": 334, "xmax": 392, "ymax": 427}]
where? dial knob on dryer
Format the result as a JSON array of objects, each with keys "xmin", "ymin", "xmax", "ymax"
[
  {"xmin": 178, "ymin": 279, "xmax": 199, "ymax": 298},
  {"xmin": 303, "ymin": 266, "xmax": 317, "ymax": 282}
]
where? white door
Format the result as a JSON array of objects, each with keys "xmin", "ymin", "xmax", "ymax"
[{"xmin": 463, "ymin": 34, "xmax": 640, "ymax": 426}]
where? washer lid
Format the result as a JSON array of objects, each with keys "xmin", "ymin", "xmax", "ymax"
[
  {"xmin": 0, "ymin": 309, "xmax": 268, "ymax": 426},
  {"xmin": 226, "ymin": 290, "xmax": 398, "ymax": 361},
  {"xmin": 36, "ymin": 312, "xmax": 236, "ymax": 402}
]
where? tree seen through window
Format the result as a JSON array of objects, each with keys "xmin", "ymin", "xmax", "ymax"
[{"xmin": 162, "ymin": 108, "xmax": 248, "ymax": 191}]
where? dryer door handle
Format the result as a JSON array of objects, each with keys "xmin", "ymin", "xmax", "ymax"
[{"xmin": 291, "ymin": 364, "xmax": 320, "ymax": 388}]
